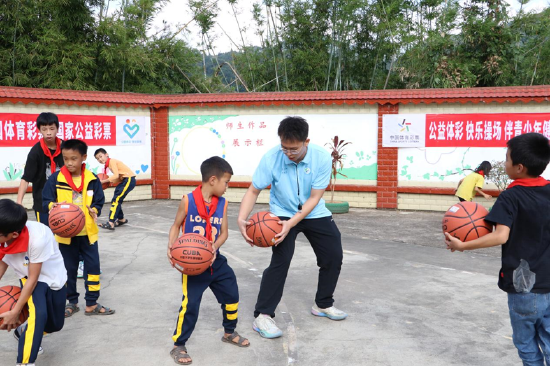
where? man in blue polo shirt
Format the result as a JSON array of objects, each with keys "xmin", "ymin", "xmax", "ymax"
[{"xmin": 238, "ymin": 116, "xmax": 347, "ymax": 339}]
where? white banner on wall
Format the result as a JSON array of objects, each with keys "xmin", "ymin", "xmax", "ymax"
[
  {"xmin": 169, "ymin": 114, "xmax": 379, "ymax": 181},
  {"xmin": 383, "ymin": 114, "xmax": 426, "ymax": 147}
]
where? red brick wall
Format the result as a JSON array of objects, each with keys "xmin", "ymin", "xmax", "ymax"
[
  {"xmin": 377, "ymin": 104, "xmax": 399, "ymax": 209},
  {"xmin": 151, "ymin": 106, "xmax": 170, "ymax": 199}
]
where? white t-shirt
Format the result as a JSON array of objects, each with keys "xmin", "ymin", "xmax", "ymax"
[{"xmin": 2, "ymin": 221, "xmax": 67, "ymax": 290}]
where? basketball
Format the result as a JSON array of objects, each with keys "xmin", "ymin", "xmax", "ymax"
[
  {"xmin": 0, "ymin": 286, "xmax": 29, "ymax": 327},
  {"xmin": 246, "ymin": 211, "xmax": 283, "ymax": 247},
  {"xmin": 96, "ymin": 173, "xmax": 110, "ymax": 190},
  {"xmin": 442, "ymin": 202, "xmax": 493, "ymax": 242},
  {"xmin": 49, "ymin": 203, "xmax": 86, "ymax": 238},
  {"xmin": 170, "ymin": 233, "xmax": 214, "ymax": 275}
]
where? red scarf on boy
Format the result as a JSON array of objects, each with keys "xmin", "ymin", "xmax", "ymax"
[
  {"xmin": 60, "ymin": 164, "xmax": 86, "ymax": 193},
  {"xmin": 39, "ymin": 138, "xmax": 61, "ymax": 174},
  {"xmin": 508, "ymin": 176, "xmax": 550, "ymax": 189},
  {"xmin": 103, "ymin": 158, "xmax": 111, "ymax": 175},
  {"xmin": 0, "ymin": 227, "xmax": 30, "ymax": 259},
  {"xmin": 192, "ymin": 185, "xmax": 218, "ymax": 241}
]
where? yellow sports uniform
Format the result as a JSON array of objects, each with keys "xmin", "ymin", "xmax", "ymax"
[{"xmin": 456, "ymin": 172, "xmax": 485, "ymax": 201}]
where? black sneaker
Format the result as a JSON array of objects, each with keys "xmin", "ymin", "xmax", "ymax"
[{"xmin": 14, "ymin": 324, "xmax": 43, "ymax": 355}]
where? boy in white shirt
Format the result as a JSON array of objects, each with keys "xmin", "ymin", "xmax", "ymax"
[{"xmin": 0, "ymin": 199, "xmax": 67, "ymax": 366}]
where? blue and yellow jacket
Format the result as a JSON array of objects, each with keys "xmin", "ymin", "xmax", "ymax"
[{"xmin": 42, "ymin": 169, "xmax": 105, "ymax": 244}]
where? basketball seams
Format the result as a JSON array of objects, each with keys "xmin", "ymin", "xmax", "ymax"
[{"xmin": 444, "ymin": 202, "xmax": 492, "ymax": 242}]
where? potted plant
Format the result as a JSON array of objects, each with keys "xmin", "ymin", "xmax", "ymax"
[{"xmin": 325, "ymin": 136, "xmax": 351, "ymax": 214}]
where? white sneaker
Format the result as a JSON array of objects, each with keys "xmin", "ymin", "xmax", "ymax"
[
  {"xmin": 252, "ymin": 314, "xmax": 283, "ymax": 339},
  {"xmin": 14, "ymin": 324, "xmax": 43, "ymax": 355},
  {"xmin": 77, "ymin": 261, "xmax": 84, "ymax": 279},
  {"xmin": 311, "ymin": 305, "xmax": 348, "ymax": 320}
]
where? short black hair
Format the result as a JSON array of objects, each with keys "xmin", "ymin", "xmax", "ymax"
[
  {"xmin": 0, "ymin": 199, "xmax": 27, "ymax": 235},
  {"xmin": 94, "ymin": 148, "xmax": 107, "ymax": 156},
  {"xmin": 475, "ymin": 161, "xmax": 492, "ymax": 175},
  {"xmin": 200, "ymin": 156, "xmax": 233, "ymax": 182},
  {"xmin": 507, "ymin": 133, "xmax": 550, "ymax": 177},
  {"xmin": 61, "ymin": 139, "xmax": 88, "ymax": 156},
  {"xmin": 36, "ymin": 112, "xmax": 59, "ymax": 129},
  {"xmin": 278, "ymin": 116, "xmax": 309, "ymax": 142}
]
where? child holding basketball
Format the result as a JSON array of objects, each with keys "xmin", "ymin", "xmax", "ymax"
[
  {"xmin": 455, "ymin": 161, "xmax": 493, "ymax": 202},
  {"xmin": 93, "ymin": 148, "xmax": 136, "ymax": 230},
  {"xmin": 42, "ymin": 139, "xmax": 115, "ymax": 318},
  {"xmin": 445, "ymin": 133, "xmax": 550, "ymax": 364},
  {"xmin": 167, "ymin": 156, "xmax": 250, "ymax": 365},
  {"xmin": 0, "ymin": 199, "xmax": 67, "ymax": 366},
  {"xmin": 16, "ymin": 112, "xmax": 64, "ymax": 226}
]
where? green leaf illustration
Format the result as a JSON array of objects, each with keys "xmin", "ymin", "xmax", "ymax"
[{"xmin": 423, "ymin": 173, "xmax": 431, "ymax": 180}]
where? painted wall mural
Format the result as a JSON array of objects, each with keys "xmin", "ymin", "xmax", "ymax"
[{"xmin": 169, "ymin": 114, "xmax": 379, "ymax": 181}]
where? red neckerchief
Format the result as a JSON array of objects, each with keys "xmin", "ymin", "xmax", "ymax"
[
  {"xmin": 60, "ymin": 164, "xmax": 86, "ymax": 193},
  {"xmin": 477, "ymin": 171, "xmax": 485, "ymax": 177},
  {"xmin": 191, "ymin": 185, "xmax": 219, "ymax": 241},
  {"xmin": 0, "ymin": 227, "xmax": 30, "ymax": 259},
  {"xmin": 39, "ymin": 138, "xmax": 61, "ymax": 174},
  {"xmin": 508, "ymin": 176, "xmax": 550, "ymax": 189},
  {"xmin": 104, "ymin": 158, "xmax": 111, "ymax": 175}
]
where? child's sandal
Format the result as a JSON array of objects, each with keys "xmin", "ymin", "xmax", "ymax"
[
  {"xmin": 221, "ymin": 331, "xmax": 250, "ymax": 347},
  {"xmin": 65, "ymin": 303, "xmax": 80, "ymax": 318},
  {"xmin": 99, "ymin": 222, "xmax": 115, "ymax": 230},
  {"xmin": 170, "ymin": 345, "xmax": 192, "ymax": 365}
]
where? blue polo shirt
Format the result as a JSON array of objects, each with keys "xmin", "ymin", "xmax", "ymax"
[{"xmin": 252, "ymin": 143, "xmax": 332, "ymax": 219}]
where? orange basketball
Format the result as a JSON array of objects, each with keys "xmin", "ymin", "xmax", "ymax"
[
  {"xmin": 96, "ymin": 173, "xmax": 110, "ymax": 190},
  {"xmin": 246, "ymin": 211, "xmax": 283, "ymax": 247},
  {"xmin": 170, "ymin": 233, "xmax": 214, "ymax": 275},
  {"xmin": 442, "ymin": 202, "xmax": 493, "ymax": 242},
  {"xmin": 0, "ymin": 286, "xmax": 29, "ymax": 327},
  {"xmin": 49, "ymin": 203, "xmax": 86, "ymax": 238}
]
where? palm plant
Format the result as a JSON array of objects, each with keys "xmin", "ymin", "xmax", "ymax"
[{"xmin": 325, "ymin": 136, "xmax": 351, "ymax": 203}]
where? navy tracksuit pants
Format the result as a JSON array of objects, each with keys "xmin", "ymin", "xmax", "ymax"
[
  {"xmin": 108, "ymin": 177, "xmax": 136, "ymax": 223},
  {"xmin": 17, "ymin": 279, "xmax": 66, "ymax": 364},
  {"xmin": 58, "ymin": 236, "xmax": 101, "ymax": 307},
  {"xmin": 172, "ymin": 253, "xmax": 239, "ymax": 346}
]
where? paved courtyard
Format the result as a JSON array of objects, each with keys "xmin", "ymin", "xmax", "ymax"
[{"xmin": 0, "ymin": 200, "xmax": 520, "ymax": 365}]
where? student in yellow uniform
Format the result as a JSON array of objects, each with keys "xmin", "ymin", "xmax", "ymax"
[
  {"xmin": 94, "ymin": 148, "xmax": 137, "ymax": 230},
  {"xmin": 42, "ymin": 139, "xmax": 115, "ymax": 318},
  {"xmin": 455, "ymin": 161, "xmax": 493, "ymax": 202}
]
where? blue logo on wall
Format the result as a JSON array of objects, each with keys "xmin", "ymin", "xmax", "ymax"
[{"xmin": 123, "ymin": 119, "xmax": 140, "ymax": 139}]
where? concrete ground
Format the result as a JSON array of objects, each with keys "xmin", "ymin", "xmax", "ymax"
[{"xmin": 0, "ymin": 200, "xmax": 520, "ymax": 366}]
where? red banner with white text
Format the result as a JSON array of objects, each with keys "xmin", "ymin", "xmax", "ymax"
[
  {"xmin": 425, "ymin": 113, "xmax": 550, "ymax": 147},
  {"xmin": 0, "ymin": 113, "xmax": 116, "ymax": 147}
]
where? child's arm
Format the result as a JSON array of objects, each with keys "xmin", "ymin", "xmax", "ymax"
[
  {"xmin": 0, "ymin": 260, "xmax": 8, "ymax": 280},
  {"xmin": 210, "ymin": 204, "xmax": 229, "ymax": 264},
  {"xmin": 455, "ymin": 178, "xmax": 464, "ymax": 193},
  {"xmin": 445, "ymin": 224, "xmax": 510, "ymax": 251},
  {"xmin": 87, "ymin": 177, "xmax": 106, "ymax": 221},
  {"xmin": 42, "ymin": 174, "xmax": 59, "ymax": 212},
  {"xmin": 0, "ymin": 262, "xmax": 41, "ymax": 331},
  {"xmin": 167, "ymin": 196, "xmax": 187, "ymax": 265},
  {"xmin": 474, "ymin": 186, "xmax": 492, "ymax": 200}
]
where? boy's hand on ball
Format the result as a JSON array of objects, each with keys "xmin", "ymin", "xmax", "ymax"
[
  {"xmin": 445, "ymin": 232, "xmax": 464, "ymax": 252},
  {"xmin": 167, "ymin": 245, "xmax": 175, "ymax": 267},
  {"xmin": 0, "ymin": 310, "xmax": 21, "ymax": 331},
  {"xmin": 49, "ymin": 201, "xmax": 66, "ymax": 212}
]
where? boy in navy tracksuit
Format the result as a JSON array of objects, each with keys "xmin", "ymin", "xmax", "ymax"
[
  {"xmin": 42, "ymin": 139, "xmax": 114, "ymax": 318},
  {"xmin": 167, "ymin": 156, "xmax": 250, "ymax": 365},
  {"xmin": 0, "ymin": 199, "xmax": 67, "ymax": 366},
  {"xmin": 446, "ymin": 132, "xmax": 550, "ymax": 365}
]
